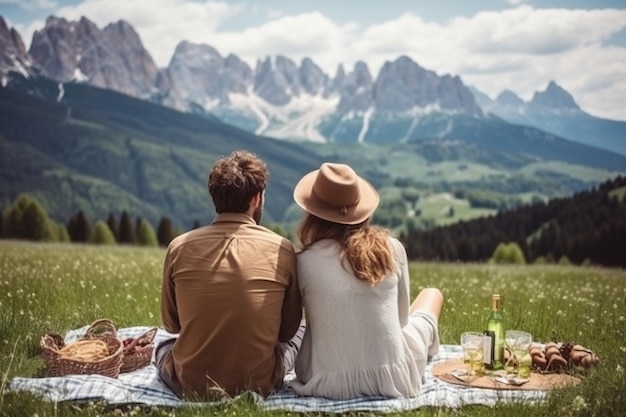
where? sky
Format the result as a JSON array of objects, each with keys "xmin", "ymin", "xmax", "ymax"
[{"xmin": 1, "ymin": 0, "xmax": 626, "ymax": 122}]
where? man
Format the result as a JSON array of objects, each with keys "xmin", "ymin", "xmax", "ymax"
[{"xmin": 156, "ymin": 149, "xmax": 303, "ymax": 399}]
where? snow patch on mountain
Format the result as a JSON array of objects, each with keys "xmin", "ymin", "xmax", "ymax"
[
  {"xmin": 438, "ymin": 119, "xmax": 453, "ymax": 138},
  {"xmin": 358, "ymin": 107, "xmax": 374, "ymax": 143},
  {"xmin": 74, "ymin": 67, "xmax": 88, "ymax": 82},
  {"xmin": 230, "ymin": 91, "xmax": 339, "ymax": 141},
  {"xmin": 11, "ymin": 58, "xmax": 31, "ymax": 78},
  {"xmin": 228, "ymin": 92, "xmax": 270, "ymax": 134},
  {"xmin": 57, "ymin": 83, "xmax": 64, "ymax": 102},
  {"xmin": 401, "ymin": 117, "xmax": 420, "ymax": 143},
  {"xmin": 266, "ymin": 94, "xmax": 339, "ymax": 142},
  {"xmin": 406, "ymin": 103, "xmax": 443, "ymax": 116}
]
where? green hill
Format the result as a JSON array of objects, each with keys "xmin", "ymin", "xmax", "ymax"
[{"xmin": 0, "ymin": 75, "xmax": 323, "ymax": 229}]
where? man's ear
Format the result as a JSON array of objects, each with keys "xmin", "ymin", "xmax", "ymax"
[{"xmin": 250, "ymin": 192, "xmax": 261, "ymax": 209}]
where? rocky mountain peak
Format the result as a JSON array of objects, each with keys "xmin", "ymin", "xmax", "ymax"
[
  {"xmin": 334, "ymin": 64, "xmax": 346, "ymax": 79},
  {"xmin": 4, "ymin": 15, "xmax": 550, "ymax": 144},
  {"xmin": 496, "ymin": 89, "xmax": 524, "ymax": 107},
  {"xmin": 353, "ymin": 61, "xmax": 373, "ymax": 87},
  {"xmin": 166, "ymin": 41, "xmax": 253, "ymax": 105},
  {"xmin": 299, "ymin": 57, "xmax": 327, "ymax": 95},
  {"xmin": 0, "ymin": 17, "xmax": 26, "ymax": 55},
  {"xmin": 28, "ymin": 15, "xmax": 159, "ymax": 99},
  {"xmin": 335, "ymin": 61, "xmax": 373, "ymax": 113},
  {"xmin": 373, "ymin": 55, "xmax": 481, "ymax": 115},
  {"xmin": 170, "ymin": 41, "xmax": 222, "ymax": 67},
  {"xmin": 529, "ymin": 80, "xmax": 580, "ymax": 111},
  {"xmin": 223, "ymin": 53, "xmax": 253, "ymax": 94},
  {"xmin": 253, "ymin": 55, "xmax": 298, "ymax": 106},
  {"xmin": 0, "ymin": 16, "xmax": 33, "ymax": 78}
]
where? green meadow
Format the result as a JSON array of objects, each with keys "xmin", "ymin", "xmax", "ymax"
[{"xmin": 1, "ymin": 241, "xmax": 625, "ymax": 416}]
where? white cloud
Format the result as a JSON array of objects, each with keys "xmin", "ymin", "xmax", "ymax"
[
  {"xmin": 9, "ymin": 18, "xmax": 45, "ymax": 46},
  {"xmin": 217, "ymin": 12, "xmax": 358, "ymax": 73},
  {"xmin": 54, "ymin": 0, "xmax": 240, "ymax": 66}
]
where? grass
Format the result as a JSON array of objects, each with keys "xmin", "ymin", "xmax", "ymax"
[
  {"xmin": 518, "ymin": 161, "xmax": 624, "ymax": 183},
  {"xmin": 1, "ymin": 240, "xmax": 625, "ymax": 416}
]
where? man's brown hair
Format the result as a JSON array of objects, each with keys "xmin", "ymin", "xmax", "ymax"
[{"xmin": 208, "ymin": 150, "xmax": 268, "ymax": 213}]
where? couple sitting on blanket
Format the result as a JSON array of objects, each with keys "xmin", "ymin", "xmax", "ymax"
[{"xmin": 156, "ymin": 150, "xmax": 443, "ymax": 401}]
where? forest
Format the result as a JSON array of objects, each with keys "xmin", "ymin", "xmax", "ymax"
[{"xmin": 400, "ymin": 175, "xmax": 626, "ymax": 267}]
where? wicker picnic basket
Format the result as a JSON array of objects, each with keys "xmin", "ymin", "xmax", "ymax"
[
  {"xmin": 40, "ymin": 319, "xmax": 123, "ymax": 378},
  {"xmin": 120, "ymin": 326, "xmax": 157, "ymax": 373},
  {"xmin": 84, "ymin": 318, "xmax": 156, "ymax": 373}
]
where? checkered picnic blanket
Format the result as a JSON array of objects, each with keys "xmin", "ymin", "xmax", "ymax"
[{"xmin": 8, "ymin": 326, "xmax": 548, "ymax": 412}]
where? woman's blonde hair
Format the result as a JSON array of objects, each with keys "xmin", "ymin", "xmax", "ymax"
[{"xmin": 297, "ymin": 214, "xmax": 393, "ymax": 285}]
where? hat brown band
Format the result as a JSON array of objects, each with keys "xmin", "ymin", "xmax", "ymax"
[{"xmin": 310, "ymin": 187, "xmax": 361, "ymax": 214}]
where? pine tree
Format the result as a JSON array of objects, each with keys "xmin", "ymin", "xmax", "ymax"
[
  {"xmin": 157, "ymin": 216, "xmax": 176, "ymax": 247},
  {"xmin": 136, "ymin": 218, "xmax": 158, "ymax": 247},
  {"xmin": 55, "ymin": 223, "xmax": 70, "ymax": 242},
  {"xmin": 3, "ymin": 194, "xmax": 55, "ymax": 241},
  {"xmin": 118, "ymin": 210, "xmax": 136, "ymax": 244},
  {"xmin": 89, "ymin": 220, "xmax": 116, "ymax": 245},
  {"xmin": 3, "ymin": 194, "xmax": 32, "ymax": 238},
  {"xmin": 75, "ymin": 210, "xmax": 91, "ymax": 242},
  {"xmin": 21, "ymin": 198, "xmax": 54, "ymax": 241},
  {"xmin": 106, "ymin": 212, "xmax": 118, "ymax": 242},
  {"xmin": 67, "ymin": 210, "xmax": 91, "ymax": 242}
]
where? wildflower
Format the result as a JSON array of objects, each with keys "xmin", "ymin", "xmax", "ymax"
[
  {"xmin": 617, "ymin": 364, "xmax": 624, "ymax": 373},
  {"xmin": 571, "ymin": 395, "xmax": 587, "ymax": 412}
]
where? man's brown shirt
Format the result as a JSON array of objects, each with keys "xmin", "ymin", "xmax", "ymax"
[{"xmin": 160, "ymin": 213, "xmax": 301, "ymax": 398}]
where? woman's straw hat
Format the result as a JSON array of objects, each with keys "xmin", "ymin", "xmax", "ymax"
[{"xmin": 293, "ymin": 163, "xmax": 379, "ymax": 225}]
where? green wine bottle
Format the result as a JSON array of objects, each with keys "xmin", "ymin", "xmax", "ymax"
[{"xmin": 483, "ymin": 293, "xmax": 505, "ymax": 370}]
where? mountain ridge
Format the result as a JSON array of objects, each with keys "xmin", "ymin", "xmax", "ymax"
[{"xmin": 3, "ymin": 13, "xmax": 623, "ymax": 156}]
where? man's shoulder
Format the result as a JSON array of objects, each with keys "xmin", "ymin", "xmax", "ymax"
[
  {"xmin": 249, "ymin": 224, "xmax": 295, "ymax": 250},
  {"xmin": 167, "ymin": 226, "xmax": 209, "ymax": 249},
  {"xmin": 168, "ymin": 223, "xmax": 294, "ymax": 251}
]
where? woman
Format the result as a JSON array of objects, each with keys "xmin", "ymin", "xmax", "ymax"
[{"xmin": 288, "ymin": 162, "xmax": 443, "ymax": 399}]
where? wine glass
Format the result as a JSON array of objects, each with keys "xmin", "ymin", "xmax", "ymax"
[
  {"xmin": 461, "ymin": 332, "xmax": 484, "ymax": 383},
  {"xmin": 505, "ymin": 330, "xmax": 533, "ymax": 378}
]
